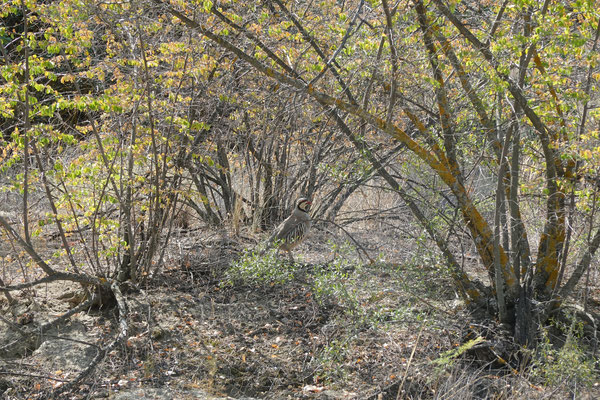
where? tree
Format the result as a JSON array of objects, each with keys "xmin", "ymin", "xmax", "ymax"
[
  {"xmin": 2, "ymin": 0, "xmax": 600, "ymax": 393},
  {"xmin": 0, "ymin": 0, "xmax": 380, "ymax": 391},
  {"xmin": 152, "ymin": 0, "xmax": 600, "ymax": 345}
]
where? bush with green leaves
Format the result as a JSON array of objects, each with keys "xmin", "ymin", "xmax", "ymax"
[
  {"xmin": 530, "ymin": 315, "xmax": 596, "ymax": 390},
  {"xmin": 312, "ymin": 242, "xmax": 361, "ymax": 310},
  {"xmin": 314, "ymin": 337, "xmax": 351, "ymax": 383},
  {"xmin": 224, "ymin": 248, "xmax": 297, "ymax": 287}
]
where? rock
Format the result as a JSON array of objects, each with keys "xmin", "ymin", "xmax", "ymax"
[
  {"xmin": 31, "ymin": 321, "xmax": 96, "ymax": 373},
  {"xmin": 0, "ymin": 330, "xmax": 36, "ymax": 359}
]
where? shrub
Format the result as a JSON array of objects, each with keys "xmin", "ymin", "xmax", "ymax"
[
  {"xmin": 224, "ymin": 248, "xmax": 296, "ymax": 287},
  {"xmin": 530, "ymin": 314, "xmax": 596, "ymax": 390}
]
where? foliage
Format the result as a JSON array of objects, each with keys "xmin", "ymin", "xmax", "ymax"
[
  {"xmin": 223, "ymin": 248, "xmax": 295, "ymax": 287},
  {"xmin": 143, "ymin": 0, "xmax": 600, "ymax": 346},
  {"xmin": 312, "ymin": 241, "xmax": 361, "ymax": 311},
  {"xmin": 530, "ymin": 315, "xmax": 596, "ymax": 390},
  {"xmin": 224, "ymin": 241, "xmax": 362, "ymax": 309},
  {"xmin": 314, "ymin": 336, "xmax": 352, "ymax": 384},
  {"xmin": 1, "ymin": 0, "xmax": 369, "ymax": 288},
  {"xmin": 2, "ymin": 0, "xmax": 600, "ymax": 394},
  {"xmin": 432, "ymin": 336, "xmax": 485, "ymax": 373}
]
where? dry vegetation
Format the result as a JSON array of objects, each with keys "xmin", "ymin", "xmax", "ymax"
[
  {"xmin": 3, "ymin": 0, "xmax": 600, "ymax": 398},
  {"xmin": 2, "ymin": 191, "xmax": 600, "ymax": 399}
]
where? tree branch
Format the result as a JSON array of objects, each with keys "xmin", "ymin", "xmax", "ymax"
[{"xmin": 0, "ymin": 215, "xmax": 56, "ymax": 276}]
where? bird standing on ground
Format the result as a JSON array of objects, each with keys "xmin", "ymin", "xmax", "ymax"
[{"xmin": 264, "ymin": 197, "xmax": 312, "ymax": 261}]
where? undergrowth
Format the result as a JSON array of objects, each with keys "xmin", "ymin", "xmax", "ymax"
[
  {"xmin": 530, "ymin": 313, "xmax": 597, "ymax": 391},
  {"xmin": 223, "ymin": 248, "xmax": 295, "ymax": 286},
  {"xmin": 222, "ymin": 241, "xmax": 600, "ymax": 399}
]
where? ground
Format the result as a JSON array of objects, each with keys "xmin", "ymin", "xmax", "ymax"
[{"xmin": 1, "ymin": 228, "xmax": 599, "ymax": 399}]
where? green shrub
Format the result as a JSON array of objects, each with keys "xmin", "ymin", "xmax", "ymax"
[
  {"xmin": 312, "ymin": 242, "xmax": 362, "ymax": 314},
  {"xmin": 531, "ymin": 315, "xmax": 596, "ymax": 390},
  {"xmin": 224, "ymin": 248, "xmax": 296, "ymax": 286}
]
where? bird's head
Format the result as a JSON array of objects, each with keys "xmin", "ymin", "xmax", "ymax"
[{"xmin": 296, "ymin": 197, "xmax": 312, "ymax": 212}]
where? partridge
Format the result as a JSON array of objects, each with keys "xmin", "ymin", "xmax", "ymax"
[{"xmin": 264, "ymin": 197, "xmax": 312, "ymax": 261}]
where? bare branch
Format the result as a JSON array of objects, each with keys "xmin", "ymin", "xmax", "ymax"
[
  {"xmin": 0, "ymin": 215, "xmax": 56, "ymax": 276},
  {"xmin": 0, "ymin": 272, "xmax": 102, "ymax": 293}
]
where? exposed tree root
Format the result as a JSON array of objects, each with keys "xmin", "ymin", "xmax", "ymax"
[
  {"xmin": 0, "ymin": 286, "xmax": 102, "ymax": 358},
  {"xmin": 50, "ymin": 281, "xmax": 128, "ymax": 398},
  {"xmin": 0, "ymin": 275, "xmax": 129, "ymax": 398}
]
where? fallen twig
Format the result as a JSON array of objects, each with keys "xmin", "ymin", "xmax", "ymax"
[
  {"xmin": 0, "ymin": 314, "xmax": 28, "ymax": 336},
  {"xmin": 0, "ymin": 272, "xmax": 103, "ymax": 292},
  {"xmin": 38, "ymin": 293, "xmax": 99, "ymax": 334},
  {"xmin": 0, "ymin": 277, "xmax": 14, "ymax": 303},
  {"xmin": 397, "ymin": 318, "xmax": 426, "ymax": 399},
  {"xmin": 0, "ymin": 292, "xmax": 100, "ymax": 360},
  {"xmin": 0, "ymin": 371, "xmax": 71, "ymax": 383}
]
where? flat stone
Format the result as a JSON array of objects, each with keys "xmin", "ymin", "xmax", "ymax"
[{"xmin": 31, "ymin": 321, "xmax": 96, "ymax": 372}]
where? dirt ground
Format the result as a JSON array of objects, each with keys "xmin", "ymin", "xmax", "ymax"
[{"xmin": 1, "ymin": 226, "xmax": 600, "ymax": 399}]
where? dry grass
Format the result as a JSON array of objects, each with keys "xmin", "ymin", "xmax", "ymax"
[{"xmin": 1, "ymin": 190, "xmax": 600, "ymax": 399}]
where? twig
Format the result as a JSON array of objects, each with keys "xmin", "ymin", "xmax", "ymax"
[
  {"xmin": 0, "ymin": 314, "xmax": 27, "ymax": 336},
  {"xmin": 0, "ymin": 371, "xmax": 70, "ymax": 382},
  {"xmin": 0, "ymin": 293, "xmax": 99, "ymax": 358},
  {"xmin": 487, "ymin": 345, "xmax": 519, "ymax": 376},
  {"xmin": 313, "ymin": 218, "xmax": 375, "ymax": 263},
  {"xmin": 39, "ymin": 334, "xmax": 102, "ymax": 350},
  {"xmin": 38, "ymin": 293, "xmax": 99, "ymax": 334},
  {"xmin": 397, "ymin": 318, "xmax": 426, "ymax": 399},
  {"xmin": 307, "ymin": 0, "xmax": 365, "ymax": 87},
  {"xmin": 0, "ymin": 214, "xmax": 56, "ymax": 276},
  {"xmin": 0, "ymin": 276, "xmax": 14, "ymax": 303},
  {"xmin": 411, "ymin": 292, "xmax": 455, "ymax": 316}
]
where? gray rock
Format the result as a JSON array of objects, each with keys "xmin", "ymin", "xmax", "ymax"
[{"xmin": 31, "ymin": 321, "xmax": 96, "ymax": 372}]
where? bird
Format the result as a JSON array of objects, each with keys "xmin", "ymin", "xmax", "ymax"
[{"xmin": 262, "ymin": 197, "xmax": 312, "ymax": 261}]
